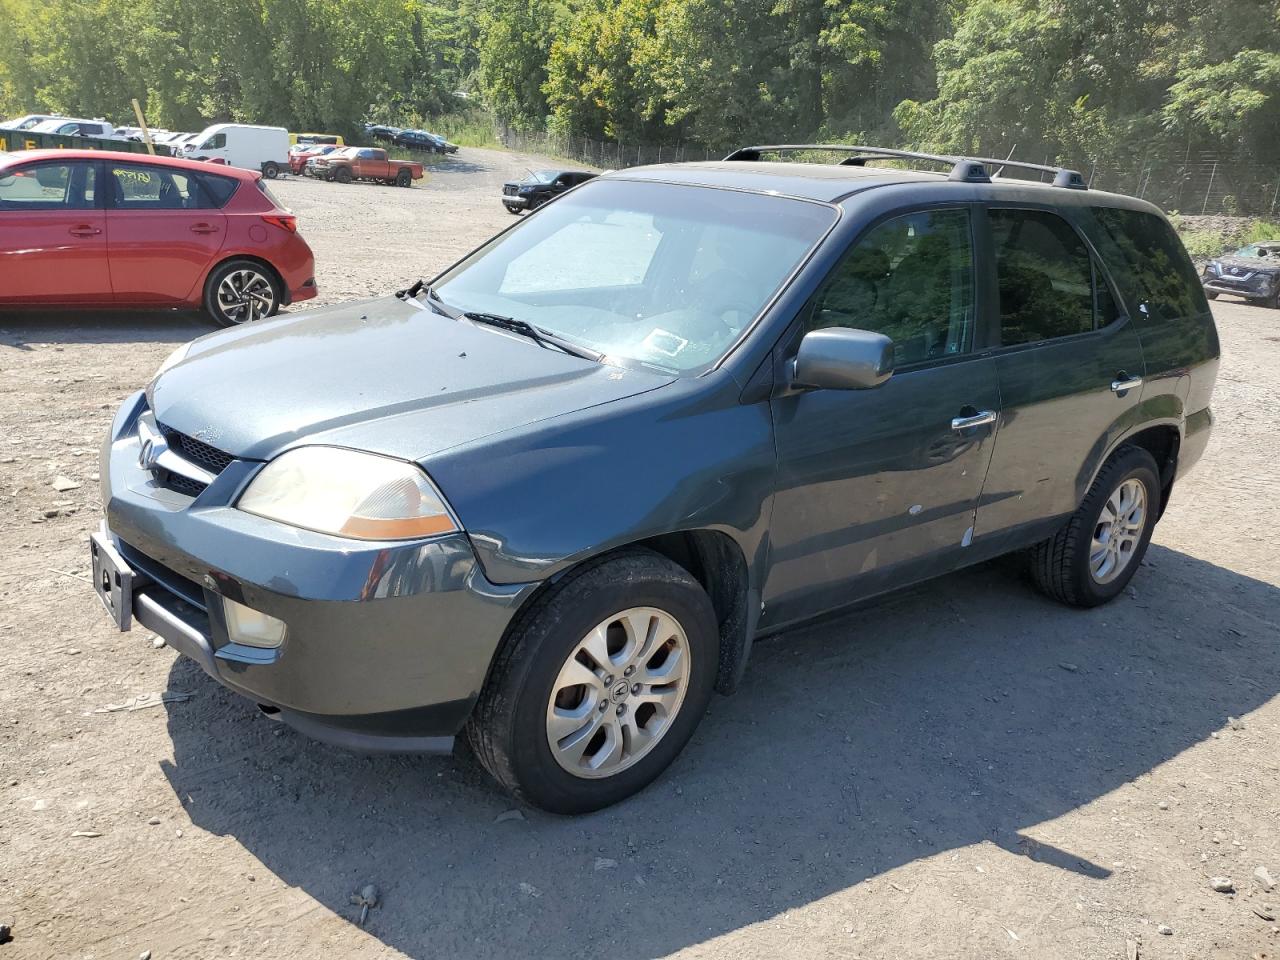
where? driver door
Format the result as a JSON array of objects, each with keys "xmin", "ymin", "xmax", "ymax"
[{"xmin": 762, "ymin": 205, "xmax": 1001, "ymax": 628}]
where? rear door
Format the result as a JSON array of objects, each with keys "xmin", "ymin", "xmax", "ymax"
[
  {"xmin": 105, "ymin": 161, "xmax": 228, "ymax": 303},
  {"xmin": 973, "ymin": 206, "xmax": 1146, "ymax": 548},
  {"xmin": 0, "ymin": 158, "xmax": 110, "ymax": 304},
  {"xmin": 763, "ymin": 205, "xmax": 1002, "ymax": 627}
]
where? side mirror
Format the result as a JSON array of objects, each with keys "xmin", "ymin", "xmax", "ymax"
[{"xmin": 792, "ymin": 328, "xmax": 894, "ymax": 390}]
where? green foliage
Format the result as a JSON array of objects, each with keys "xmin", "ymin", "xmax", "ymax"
[
  {"xmin": 1, "ymin": 0, "xmax": 1275, "ymax": 183},
  {"xmin": 1175, "ymin": 218, "xmax": 1280, "ymax": 259},
  {"xmin": 0, "ymin": 0, "xmax": 473, "ymax": 139}
]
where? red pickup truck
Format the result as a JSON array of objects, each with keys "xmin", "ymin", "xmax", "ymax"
[{"xmin": 309, "ymin": 147, "xmax": 425, "ymax": 187}]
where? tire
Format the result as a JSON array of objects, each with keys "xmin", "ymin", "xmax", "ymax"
[
  {"xmin": 334, "ymin": 166, "xmax": 352, "ymax": 185},
  {"xmin": 467, "ymin": 549, "xmax": 719, "ymax": 814},
  {"xmin": 1204, "ymin": 290, "xmax": 1218, "ymax": 300},
  {"xmin": 262, "ymin": 161, "xmax": 280, "ymax": 180},
  {"xmin": 396, "ymin": 168, "xmax": 412, "ymax": 188},
  {"xmin": 504, "ymin": 203, "xmax": 521, "ymax": 215},
  {"xmin": 1029, "ymin": 445, "xmax": 1162, "ymax": 607},
  {"xmin": 203, "ymin": 258, "xmax": 282, "ymax": 328}
]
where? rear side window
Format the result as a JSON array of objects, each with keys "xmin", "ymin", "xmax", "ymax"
[
  {"xmin": 110, "ymin": 163, "xmax": 215, "ymax": 210},
  {"xmin": 1086, "ymin": 207, "xmax": 1209, "ymax": 321},
  {"xmin": 990, "ymin": 209, "xmax": 1096, "ymax": 345}
]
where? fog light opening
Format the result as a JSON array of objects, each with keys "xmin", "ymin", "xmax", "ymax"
[{"xmin": 223, "ymin": 597, "xmax": 287, "ymax": 649}]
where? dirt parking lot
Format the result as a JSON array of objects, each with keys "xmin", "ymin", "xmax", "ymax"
[{"xmin": 1, "ymin": 147, "xmax": 1278, "ymax": 960}]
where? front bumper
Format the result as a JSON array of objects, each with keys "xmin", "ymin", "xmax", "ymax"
[
  {"xmin": 500, "ymin": 194, "xmax": 529, "ymax": 207},
  {"xmin": 96, "ymin": 391, "xmax": 537, "ymax": 751},
  {"xmin": 1202, "ymin": 277, "xmax": 1275, "ymax": 300}
]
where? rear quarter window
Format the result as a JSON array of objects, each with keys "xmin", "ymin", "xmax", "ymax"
[
  {"xmin": 1083, "ymin": 207, "xmax": 1209, "ymax": 321},
  {"xmin": 194, "ymin": 172, "xmax": 238, "ymax": 208}
]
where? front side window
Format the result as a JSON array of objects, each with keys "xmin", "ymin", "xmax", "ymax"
[
  {"xmin": 109, "ymin": 164, "xmax": 204, "ymax": 209},
  {"xmin": 804, "ymin": 208, "xmax": 976, "ymax": 366},
  {"xmin": 199, "ymin": 133, "xmax": 227, "ymax": 150},
  {"xmin": 990, "ymin": 209, "xmax": 1096, "ymax": 345},
  {"xmin": 434, "ymin": 179, "xmax": 837, "ymax": 374},
  {"xmin": 0, "ymin": 161, "xmax": 96, "ymax": 210}
]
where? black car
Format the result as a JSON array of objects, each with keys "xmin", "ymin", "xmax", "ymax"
[
  {"xmin": 501, "ymin": 169, "xmax": 597, "ymax": 214},
  {"xmin": 366, "ymin": 125, "xmax": 399, "ymax": 143},
  {"xmin": 393, "ymin": 129, "xmax": 456, "ymax": 154},
  {"xmin": 1201, "ymin": 241, "xmax": 1280, "ymax": 307}
]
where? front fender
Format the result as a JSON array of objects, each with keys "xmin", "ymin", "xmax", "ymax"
[{"xmin": 424, "ymin": 376, "xmax": 776, "ymax": 592}]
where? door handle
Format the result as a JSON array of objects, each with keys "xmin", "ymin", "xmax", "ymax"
[
  {"xmin": 951, "ymin": 410, "xmax": 997, "ymax": 431},
  {"xmin": 68, "ymin": 225, "xmax": 101, "ymax": 237},
  {"xmin": 190, "ymin": 223, "xmax": 220, "ymax": 234},
  {"xmin": 1110, "ymin": 374, "xmax": 1143, "ymax": 394}
]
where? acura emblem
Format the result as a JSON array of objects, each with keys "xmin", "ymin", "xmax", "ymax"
[{"xmin": 138, "ymin": 432, "xmax": 168, "ymax": 471}]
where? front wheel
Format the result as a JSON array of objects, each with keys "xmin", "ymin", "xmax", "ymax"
[
  {"xmin": 262, "ymin": 161, "xmax": 280, "ymax": 180},
  {"xmin": 467, "ymin": 550, "xmax": 718, "ymax": 814},
  {"xmin": 1204, "ymin": 290, "xmax": 1218, "ymax": 300},
  {"xmin": 334, "ymin": 167, "xmax": 352, "ymax": 185},
  {"xmin": 503, "ymin": 203, "xmax": 521, "ymax": 215},
  {"xmin": 1028, "ymin": 445, "xmax": 1161, "ymax": 607},
  {"xmin": 203, "ymin": 259, "xmax": 281, "ymax": 327},
  {"xmin": 396, "ymin": 168, "xmax": 412, "ymax": 188}
]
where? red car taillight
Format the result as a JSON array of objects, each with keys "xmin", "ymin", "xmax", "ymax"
[{"xmin": 262, "ymin": 214, "xmax": 297, "ymax": 233}]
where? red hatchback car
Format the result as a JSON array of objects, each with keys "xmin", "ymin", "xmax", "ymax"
[{"xmin": 0, "ymin": 149, "xmax": 316, "ymax": 326}]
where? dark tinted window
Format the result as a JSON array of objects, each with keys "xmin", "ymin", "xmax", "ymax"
[
  {"xmin": 1086, "ymin": 207, "xmax": 1209, "ymax": 321},
  {"xmin": 990, "ymin": 209, "xmax": 1094, "ymax": 345},
  {"xmin": 0, "ymin": 161, "xmax": 97, "ymax": 210},
  {"xmin": 195, "ymin": 172, "xmax": 238, "ymax": 207},
  {"xmin": 805, "ymin": 208, "xmax": 976, "ymax": 365}
]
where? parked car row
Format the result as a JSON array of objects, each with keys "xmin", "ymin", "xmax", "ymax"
[{"xmin": 365, "ymin": 124, "xmax": 458, "ymax": 154}]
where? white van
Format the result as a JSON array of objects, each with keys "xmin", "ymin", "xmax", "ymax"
[{"xmin": 182, "ymin": 123, "xmax": 291, "ymax": 178}]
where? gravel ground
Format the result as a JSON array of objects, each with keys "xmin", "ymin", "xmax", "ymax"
[{"xmin": 1, "ymin": 147, "xmax": 1278, "ymax": 960}]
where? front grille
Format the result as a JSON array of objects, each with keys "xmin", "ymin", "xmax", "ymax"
[
  {"xmin": 160, "ymin": 425, "xmax": 234, "ymax": 474},
  {"xmin": 118, "ymin": 540, "xmax": 207, "ymax": 610},
  {"xmin": 161, "ymin": 471, "xmax": 210, "ymax": 498},
  {"xmin": 504, "ymin": 184, "xmax": 517, "ymax": 196}
]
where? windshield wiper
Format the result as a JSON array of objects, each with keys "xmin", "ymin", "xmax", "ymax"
[
  {"xmin": 463, "ymin": 311, "xmax": 602, "ymax": 362},
  {"xmin": 395, "ymin": 278, "xmax": 451, "ymax": 316}
]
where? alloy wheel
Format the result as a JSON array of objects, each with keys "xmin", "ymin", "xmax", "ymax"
[
  {"xmin": 216, "ymin": 269, "xmax": 276, "ymax": 324},
  {"xmin": 1089, "ymin": 477, "xmax": 1147, "ymax": 584},
  {"xmin": 545, "ymin": 606, "xmax": 691, "ymax": 779}
]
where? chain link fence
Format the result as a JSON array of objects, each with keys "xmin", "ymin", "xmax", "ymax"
[{"xmin": 499, "ymin": 127, "xmax": 1280, "ymax": 218}]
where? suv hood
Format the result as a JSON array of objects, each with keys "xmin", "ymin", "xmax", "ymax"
[{"xmin": 149, "ymin": 296, "xmax": 674, "ymax": 463}]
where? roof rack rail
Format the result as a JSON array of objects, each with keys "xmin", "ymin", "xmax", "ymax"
[{"xmin": 722, "ymin": 144, "xmax": 1087, "ymax": 191}]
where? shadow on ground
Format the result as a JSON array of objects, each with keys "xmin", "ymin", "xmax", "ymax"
[
  {"xmin": 0, "ymin": 310, "xmax": 214, "ymax": 348},
  {"xmin": 160, "ymin": 544, "xmax": 1280, "ymax": 958}
]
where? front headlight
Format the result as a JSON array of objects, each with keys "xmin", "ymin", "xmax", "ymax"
[
  {"xmin": 238, "ymin": 446, "xmax": 459, "ymax": 540},
  {"xmin": 519, "ymin": 185, "xmax": 535, "ymax": 193}
]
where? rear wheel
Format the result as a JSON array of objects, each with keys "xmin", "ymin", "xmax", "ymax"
[
  {"xmin": 396, "ymin": 168, "xmax": 412, "ymax": 188},
  {"xmin": 261, "ymin": 161, "xmax": 280, "ymax": 180},
  {"xmin": 467, "ymin": 550, "xmax": 718, "ymax": 813},
  {"xmin": 334, "ymin": 166, "xmax": 352, "ymax": 185},
  {"xmin": 1029, "ymin": 445, "xmax": 1161, "ymax": 607},
  {"xmin": 203, "ymin": 259, "xmax": 281, "ymax": 327}
]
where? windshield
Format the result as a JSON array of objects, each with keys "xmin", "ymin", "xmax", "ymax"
[
  {"xmin": 433, "ymin": 179, "xmax": 837, "ymax": 373},
  {"xmin": 1235, "ymin": 243, "xmax": 1280, "ymax": 260},
  {"xmin": 526, "ymin": 170, "xmax": 558, "ymax": 183}
]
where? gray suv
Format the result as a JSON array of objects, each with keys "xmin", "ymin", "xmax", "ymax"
[{"xmin": 92, "ymin": 145, "xmax": 1219, "ymax": 813}]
